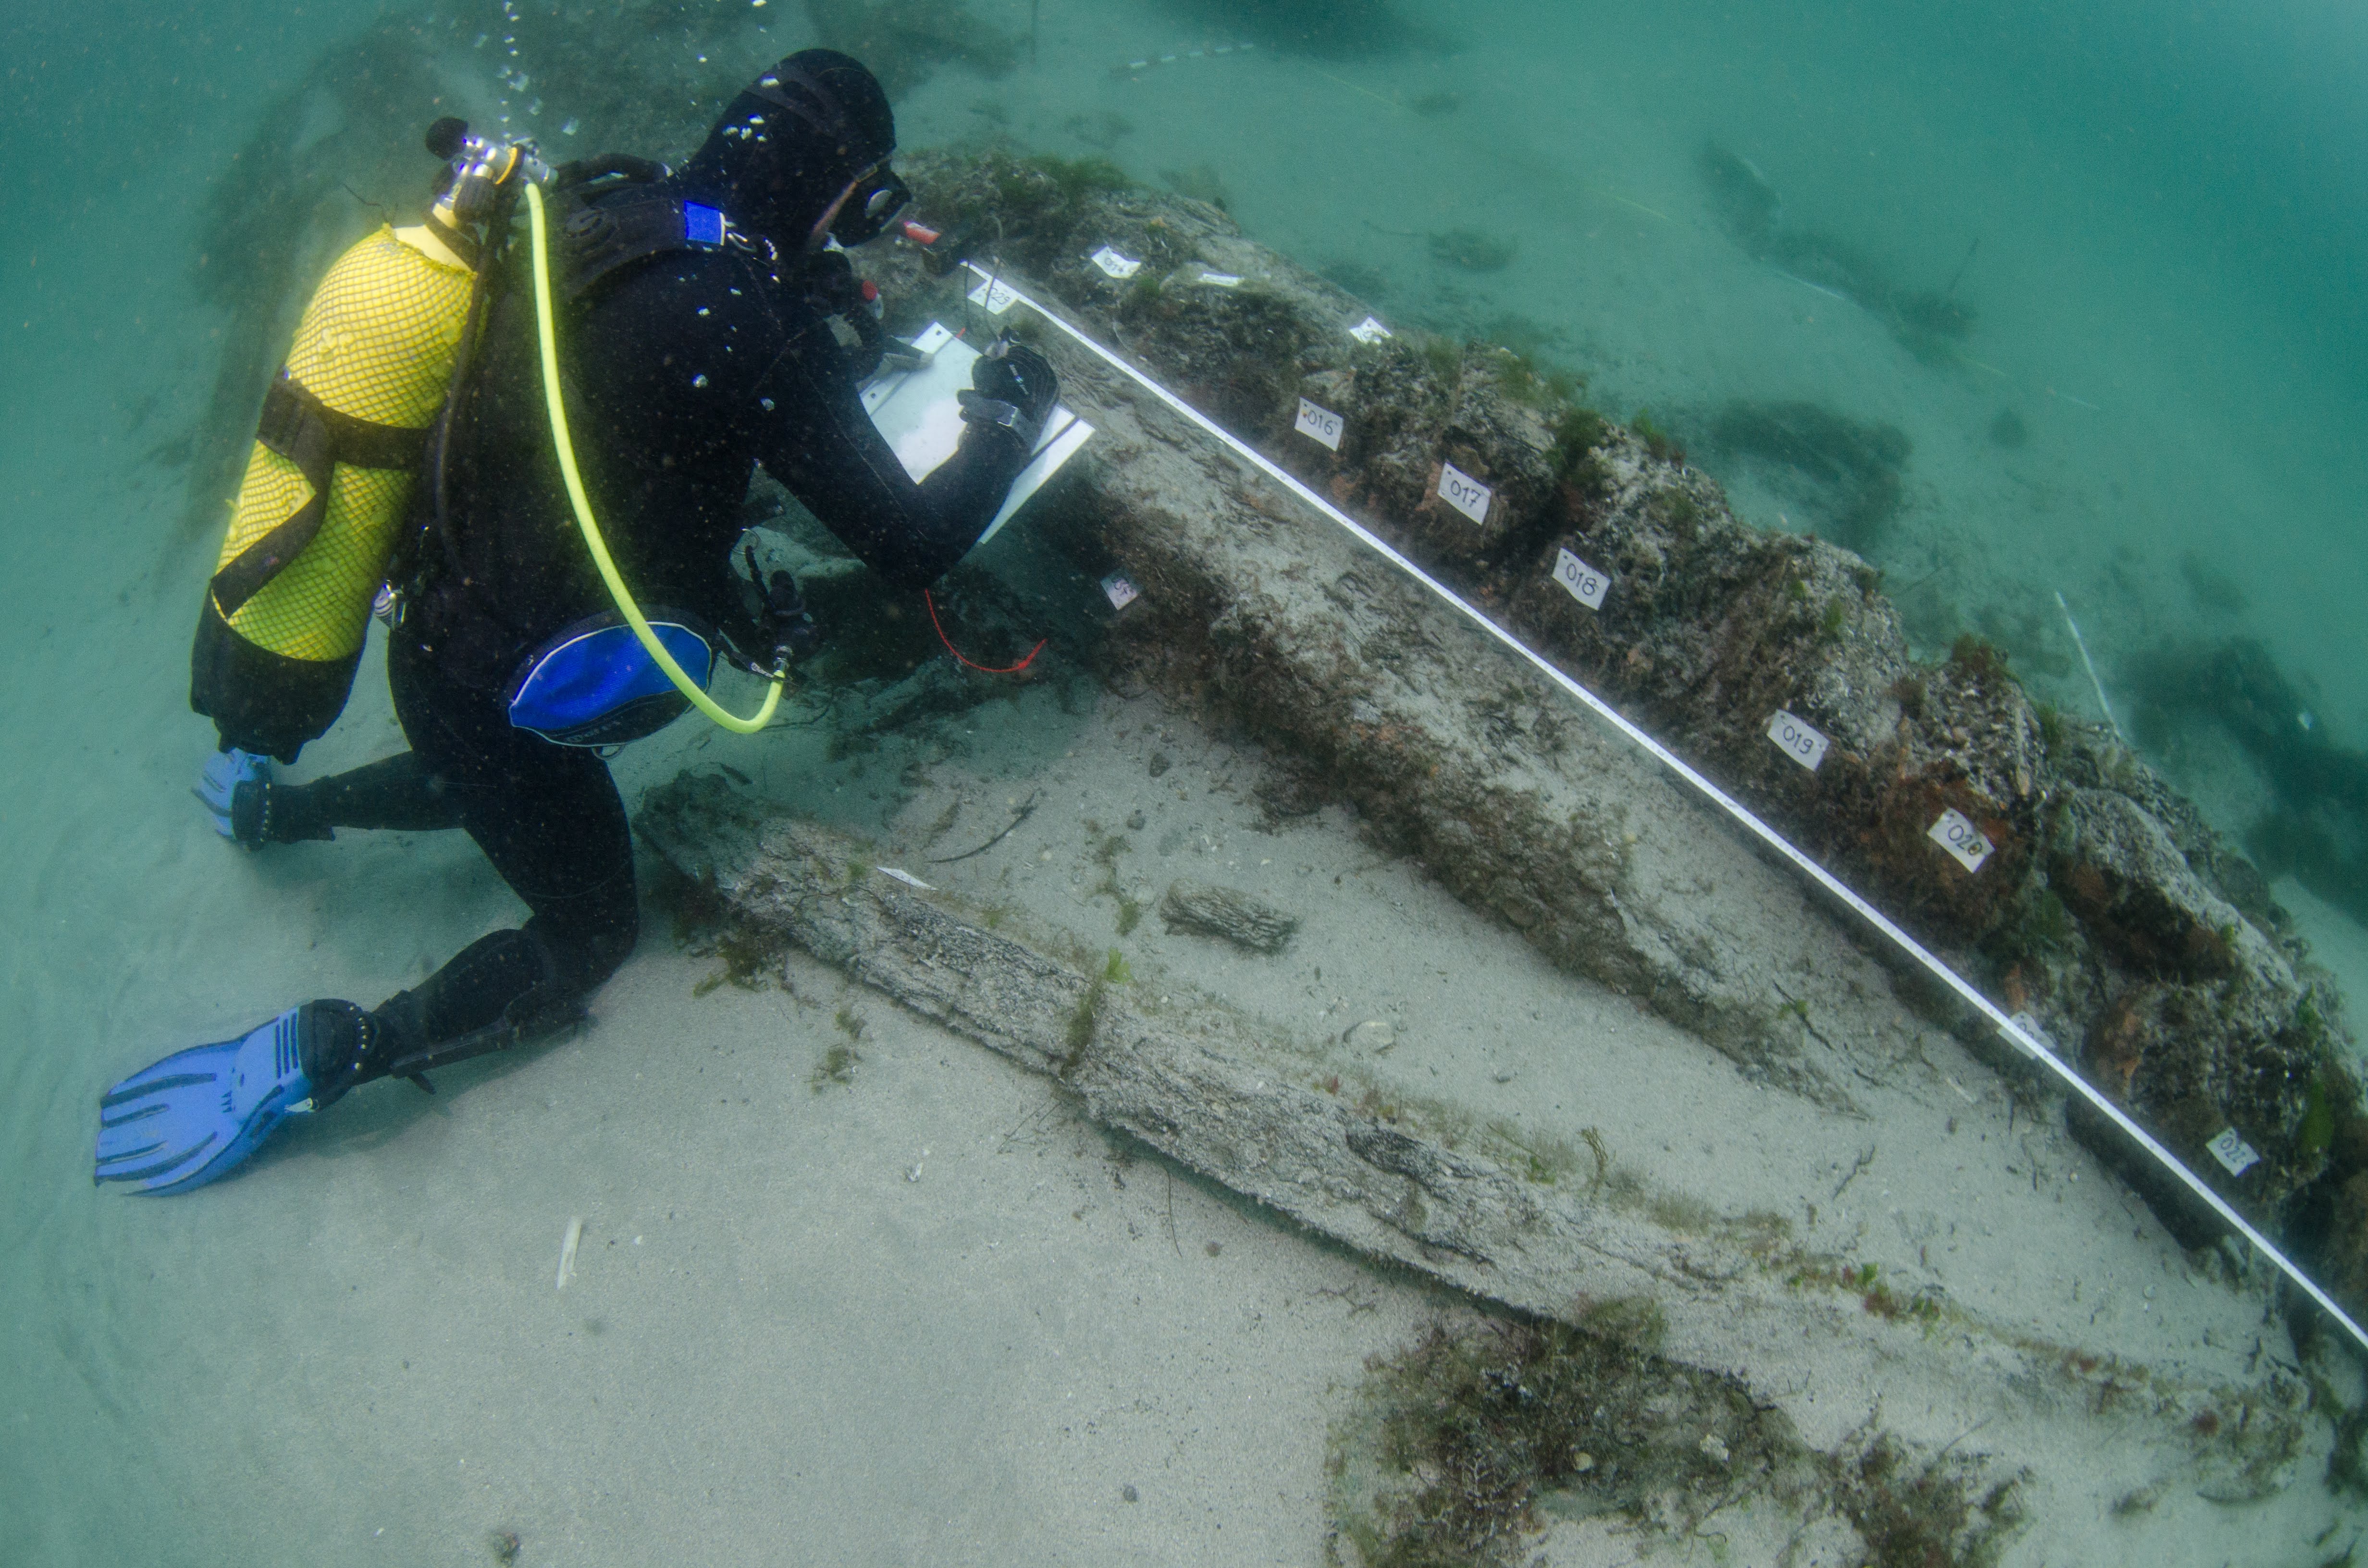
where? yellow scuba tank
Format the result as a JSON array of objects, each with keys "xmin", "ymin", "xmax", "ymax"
[{"xmin": 189, "ymin": 122, "xmax": 542, "ymax": 761}]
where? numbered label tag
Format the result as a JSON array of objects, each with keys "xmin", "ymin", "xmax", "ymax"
[
  {"xmin": 2206, "ymin": 1126, "xmax": 2261, "ymax": 1177},
  {"xmin": 1294, "ymin": 397, "xmax": 1345, "ymax": 451},
  {"xmin": 966, "ymin": 275, "xmax": 1020, "ymax": 314},
  {"xmin": 1089, "ymin": 245, "xmax": 1142, "ymax": 279},
  {"xmin": 1552, "ymin": 548, "xmax": 1610, "ymax": 611},
  {"xmin": 1349, "ymin": 316, "xmax": 1393, "ymax": 343},
  {"xmin": 1927, "ymin": 808, "xmax": 1994, "ymax": 872},
  {"xmin": 1101, "ymin": 573, "xmax": 1142, "ymax": 611},
  {"xmin": 1196, "ymin": 270, "xmax": 1244, "ymax": 287},
  {"xmin": 1765, "ymin": 710, "xmax": 1830, "ymax": 772},
  {"xmin": 2006, "ymin": 1010, "xmax": 2060, "ymax": 1055},
  {"xmin": 1436, "ymin": 461, "xmax": 1493, "ymax": 526}
]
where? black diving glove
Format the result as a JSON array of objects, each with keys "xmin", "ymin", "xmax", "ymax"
[{"xmin": 959, "ymin": 338, "xmax": 1058, "ymax": 452}]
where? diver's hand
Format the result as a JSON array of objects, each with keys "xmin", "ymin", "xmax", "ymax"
[
  {"xmin": 959, "ymin": 340, "xmax": 1058, "ymax": 450},
  {"xmin": 194, "ymin": 748, "xmax": 272, "ymax": 846},
  {"xmin": 973, "ymin": 340, "xmax": 1058, "ymax": 425}
]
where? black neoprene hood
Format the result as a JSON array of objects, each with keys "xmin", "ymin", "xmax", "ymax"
[{"xmin": 674, "ymin": 49, "xmax": 896, "ymax": 245}]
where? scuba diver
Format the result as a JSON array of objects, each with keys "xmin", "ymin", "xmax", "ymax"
[{"xmin": 96, "ymin": 50, "xmax": 1057, "ymax": 1194}]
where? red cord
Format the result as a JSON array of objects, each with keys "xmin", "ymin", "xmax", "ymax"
[{"xmin": 924, "ymin": 589, "xmax": 1045, "ymax": 674}]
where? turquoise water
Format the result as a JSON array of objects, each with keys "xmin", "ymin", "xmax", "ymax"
[{"xmin": 7, "ymin": 0, "xmax": 2368, "ymax": 1560}]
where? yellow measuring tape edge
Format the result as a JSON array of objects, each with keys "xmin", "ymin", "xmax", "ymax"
[{"xmin": 524, "ymin": 182, "xmax": 783, "ymax": 734}]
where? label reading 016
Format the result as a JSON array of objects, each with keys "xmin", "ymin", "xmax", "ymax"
[
  {"xmin": 1437, "ymin": 461, "xmax": 1493, "ymax": 526},
  {"xmin": 1551, "ymin": 548, "xmax": 1610, "ymax": 611},
  {"xmin": 1765, "ymin": 710, "xmax": 1830, "ymax": 772},
  {"xmin": 1927, "ymin": 807, "xmax": 1994, "ymax": 872},
  {"xmin": 1294, "ymin": 397, "xmax": 1344, "ymax": 452}
]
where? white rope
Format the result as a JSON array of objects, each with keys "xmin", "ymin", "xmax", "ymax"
[{"xmin": 966, "ymin": 261, "xmax": 2368, "ymax": 1350}]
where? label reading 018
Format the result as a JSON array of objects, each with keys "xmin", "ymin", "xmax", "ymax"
[
  {"xmin": 1437, "ymin": 461, "xmax": 1493, "ymax": 526},
  {"xmin": 1294, "ymin": 397, "xmax": 1344, "ymax": 452},
  {"xmin": 1765, "ymin": 710, "xmax": 1830, "ymax": 772},
  {"xmin": 1551, "ymin": 548, "xmax": 1610, "ymax": 611},
  {"xmin": 1927, "ymin": 807, "xmax": 1994, "ymax": 872}
]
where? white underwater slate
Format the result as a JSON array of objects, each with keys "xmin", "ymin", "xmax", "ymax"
[{"xmin": 861, "ymin": 321, "xmax": 1094, "ymax": 544}]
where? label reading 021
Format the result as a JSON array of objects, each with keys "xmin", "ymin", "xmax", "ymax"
[
  {"xmin": 2206, "ymin": 1126, "xmax": 2262, "ymax": 1177},
  {"xmin": 1551, "ymin": 548, "xmax": 1610, "ymax": 611},
  {"xmin": 1927, "ymin": 807, "xmax": 1994, "ymax": 873},
  {"xmin": 1436, "ymin": 461, "xmax": 1493, "ymax": 526},
  {"xmin": 1294, "ymin": 397, "xmax": 1344, "ymax": 452},
  {"xmin": 1765, "ymin": 710, "xmax": 1830, "ymax": 772}
]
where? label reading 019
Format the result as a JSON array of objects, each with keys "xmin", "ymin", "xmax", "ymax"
[
  {"xmin": 1089, "ymin": 245, "xmax": 1142, "ymax": 279},
  {"xmin": 1437, "ymin": 461, "xmax": 1493, "ymax": 526},
  {"xmin": 1294, "ymin": 397, "xmax": 1344, "ymax": 452},
  {"xmin": 1927, "ymin": 807, "xmax": 1994, "ymax": 873},
  {"xmin": 1765, "ymin": 710, "xmax": 1830, "ymax": 772},
  {"xmin": 1551, "ymin": 548, "xmax": 1610, "ymax": 611}
]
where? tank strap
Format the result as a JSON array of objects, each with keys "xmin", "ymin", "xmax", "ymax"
[
  {"xmin": 419, "ymin": 209, "xmax": 481, "ymax": 271},
  {"xmin": 210, "ymin": 374, "xmax": 431, "ymax": 618}
]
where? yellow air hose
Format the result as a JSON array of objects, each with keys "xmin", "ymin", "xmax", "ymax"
[{"xmin": 524, "ymin": 181, "xmax": 784, "ymax": 734}]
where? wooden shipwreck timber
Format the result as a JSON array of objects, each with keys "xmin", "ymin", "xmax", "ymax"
[{"xmin": 778, "ymin": 148, "xmax": 2368, "ymax": 1310}]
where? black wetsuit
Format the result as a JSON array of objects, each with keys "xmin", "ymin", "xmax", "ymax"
[{"xmin": 274, "ymin": 190, "xmax": 1033, "ymax": 1049}]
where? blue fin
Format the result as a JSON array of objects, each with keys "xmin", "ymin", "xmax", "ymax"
[{"xmin": 94, "ymin": 1009, "xmax": 314, "ymax": 1195}]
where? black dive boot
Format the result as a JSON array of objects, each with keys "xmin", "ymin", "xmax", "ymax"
[{"xmin": 364, "ymin": 929, "xmax": 586, "ymax": 1094}]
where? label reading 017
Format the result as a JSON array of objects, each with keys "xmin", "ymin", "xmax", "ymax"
[
  {"xmin": 1551, "ymin": 548, "xmax": 1610, "ymax": 611},
  {"xmin": 1765, "ymin": 710, "xmax": 1830, "ymax": 772},
  {"xmin": 1927, "ymin": 807, "xmax": 1994, "ymax": 873},
  {"xmin": 1294, "ymin": 397, "xmax": 1345, "ymax": 452},
  {"xmin": 1436, "ymin": 461, "xmax": 1493, "ymax": 526}
]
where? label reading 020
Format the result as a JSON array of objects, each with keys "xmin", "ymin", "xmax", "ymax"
[
  {"xmin": 1765, "ymin": 710, "xmax": 1830, "ymax": 772},
  {"xmin": 1551, "ymin": 548, "xmax": 1610, "ymax": 611},
  {"xmin": 1294, "ymin": 397, "xmax": 1344, "ymax": 452},
  {"xmin": 966, "ymin": 275, "xmax": 1020, "ymax": 315},
  {"xmin": 1927, "ymin": 807, "xmax": 1994, "ymax": 873},
  {"xmin": 1437, "ymin": 461, "xmax": 1493, "ymax": 526}
]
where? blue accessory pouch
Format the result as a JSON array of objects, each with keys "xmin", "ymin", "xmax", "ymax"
[
  {"xmin": 683, "ymin": 202, "xmax": 728, "ymax": 247},
  {"xmin": 505, "ymin": 611, "xmax": 718, "ymax": 746}
]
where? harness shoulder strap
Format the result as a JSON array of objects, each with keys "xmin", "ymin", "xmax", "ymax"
[{"xmin": 560, "ymin": 191, "xmax": 703, "ymax": 300}]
